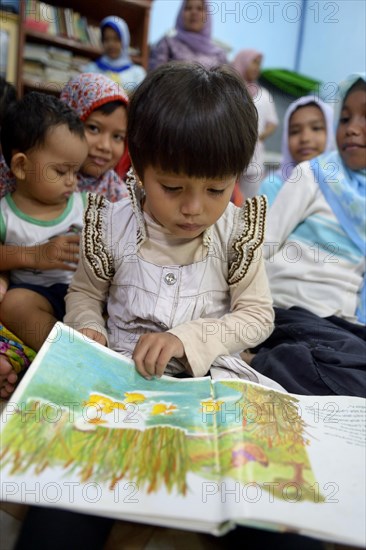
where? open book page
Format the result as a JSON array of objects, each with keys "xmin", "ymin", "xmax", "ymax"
[
  {"xmin": 210, "ymin": 380, "xmax": 365, "ymax": 546},
  {"xmin": 0, "ymin": 323, "xmax": 224, "ymax": 529},
  {"xmin": 0, "ymin": 323, "xmax": 365, "ymax": 546}
]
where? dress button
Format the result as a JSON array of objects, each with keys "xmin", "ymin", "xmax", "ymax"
[{"xmin": 164, "ymin": 272, "xmax": 177, "ymax": 285}]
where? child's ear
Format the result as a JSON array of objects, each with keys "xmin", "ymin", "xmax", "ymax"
[{"xmin": 10, "ymin": 153, "xmax": 27, "ymax": 180}]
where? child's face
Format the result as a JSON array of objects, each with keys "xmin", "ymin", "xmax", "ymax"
[
  {"xmin": 81, "ymin": 106, "xmax": 127, "ymax": 178},
  {"xmin": 102, "ymin": 26, "xmax": 122, "ymax": 59},
  {"xmin": 336, "ymin": 89, "xmax": 366, "ymax": 170},
  {"xmin": 245, "ymin": 56, "xmax": 262, "ymax": 82},
  {"xmin": 21, "ymin": 124, "xmax": 88, "ymax": 205},
  {"xmin": 141, "ymin": 166, "xmax": 236, "ymax": 238},
  {"xmin": 288, "ymin": 105, "xmax": 327, "ymax": 164},
  {"xmin": 183, "ymin": 0, "xmax": 206, "ymax": 33}
]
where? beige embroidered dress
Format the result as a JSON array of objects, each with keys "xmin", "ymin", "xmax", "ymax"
[{"xmin": 64, "ymin": 184, "xmax": 281, "ymax": 389}]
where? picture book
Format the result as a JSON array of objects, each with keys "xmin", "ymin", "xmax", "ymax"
[{"xmin": 0, "ymin": 323, "xmax": 365, "ymax": 547}]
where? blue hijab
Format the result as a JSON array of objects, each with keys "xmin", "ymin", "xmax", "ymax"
[
  {"xmin": 96, "ymin": 16, "xmax": 132, "ymax": 73},
  {"xmin": 310, "ymin": 73, "xmax": 366, "ymax": 323}
]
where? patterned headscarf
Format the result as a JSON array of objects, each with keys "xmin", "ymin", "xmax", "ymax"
[
  {"xmin": 60, "ymin": 73, "xmax": 128, "ymax": 122},
  {"xmin": 60, "ymin": 73, "xmax": 129, "ymax": 202},
  {"xmin": 310, "ymin": 73, "xmax": 366, "ymax": 322},
  {"xmin": 174, "ymin": 0, "xmax": 223, "ymax": 56},
  {"xmin": 97, "ymin": 16, "xmax": 132, "ymax": 72}
]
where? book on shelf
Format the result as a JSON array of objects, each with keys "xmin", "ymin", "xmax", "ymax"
[
  {"xmin": 23, "ymin": 43, "xmax": 89, "ymax": 86},
  {"xmin": 23, "ymin": 0, "xmax": 101, "ymax": 48},
  {"xmin": 0, "ymin": 323, "xmax": 365, "ymax": 548}
]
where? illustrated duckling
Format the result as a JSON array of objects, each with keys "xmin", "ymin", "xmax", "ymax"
[
  {"xmin": 124, "ymin": 392, "xmax": 146, "ymax": 404},
  {"xmin": 151, "ymin": 403, "xmax": 177, "ymax": 416}
]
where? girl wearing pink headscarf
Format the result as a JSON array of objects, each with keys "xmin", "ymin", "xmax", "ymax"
[
  {"xmin": 231, "ymin": 49, "xmax": 279, "ymax": 198},
  {"xmin": 149, "ymin": 0, "xmax": 228, "ymax": 70}
]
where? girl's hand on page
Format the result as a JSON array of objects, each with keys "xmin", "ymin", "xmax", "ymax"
[
  {"xmin": 133, "ymin": 332, "xmax": 184, "ymax": 379},
  {"xmin": 79, "ymin": 328, "xmax": 107, "ymax": 346}
]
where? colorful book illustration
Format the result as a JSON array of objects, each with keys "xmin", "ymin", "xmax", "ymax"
[{"xmin": 0, "ymin": 323, "xmax": 365, "ymax": 547}]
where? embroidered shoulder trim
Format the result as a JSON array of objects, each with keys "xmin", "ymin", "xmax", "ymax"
[
  {"xmin": 83, "ymin": 193, "xmax": 115, "ymax": 281},
  {"xmin": 228, "ymin": 195, "xmax": 267, "ymax": 286},
  {"xmin": 126, "ymin": 168, "xmax": 147, "ymax": 248}
]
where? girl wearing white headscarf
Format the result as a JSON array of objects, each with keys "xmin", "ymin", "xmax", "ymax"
[
  {"xmin": 249, "ymin": 73, "xmax": 366, "ymax": 397},
  {"xmin": 259, "ymin": 96, "xmax": 335, "ymax": 206},
  {"xmin": 83, "ymin": 16, "xmax": 146, "ymax": 95}
]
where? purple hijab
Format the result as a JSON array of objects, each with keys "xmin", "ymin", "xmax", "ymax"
[{"xmin": 174, "ymin": 0, "xmax": 223, "ymax": 56}]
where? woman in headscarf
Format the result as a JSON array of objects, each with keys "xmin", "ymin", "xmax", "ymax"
[
  {"xmin": 149, "ymin": 0, "xmax": 228, "ymax": 70},
  {"xmin": 231, "ymin": 49, "xmax": 279, "ymax": 198},
  {"xmin": 259, "ymin": 96, "xmax": 335, "ymax": 206},
  {"xmin": 83, "ymin": 16, "xmax": 146, "ymax": 96}
]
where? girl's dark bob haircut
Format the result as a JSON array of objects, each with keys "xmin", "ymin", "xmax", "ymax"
[{"xmin": 128, "ymin": 62, "xmax": 258, "ymax": 179}]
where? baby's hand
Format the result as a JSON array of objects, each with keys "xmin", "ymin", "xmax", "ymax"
[
  {"xmin": 132, "ymin": 332, "xmax": 184, "ymax": 379},
  {"xmin": 79, "ymin": 328, "xmax": 107, "ymax": 346},
  {"xmin": 32, "ymin": 235, "xmax": 80, "ymax": 271}
]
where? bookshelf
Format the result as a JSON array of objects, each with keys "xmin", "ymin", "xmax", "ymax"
[{"xmin": 15, "ymin": 0, "xmax": 153, "ymax": 96}]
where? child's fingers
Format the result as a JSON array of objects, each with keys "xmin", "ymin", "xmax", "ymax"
[
  {"xmin": 79, "ymin": 328, "xmax": 107, "ymax": 346},
  {"xmin": 154, "ymin": 348, "xmax": 172, "ymax": 378},
  {"xmin": 7, "ymin": 371, "xmax": 18, "ymax": 384},
  {"xmin": 133, "ymin": 336, "xmax": 160, "ymax": 379},
  {"xmin": 133, "ymin": 333, "xmax": 184, "ymax": 379},
  {"xmin": 0, "ymin": 381, "xmax": 17, "ymax": 398}
]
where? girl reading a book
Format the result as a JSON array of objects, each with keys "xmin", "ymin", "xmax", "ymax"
[
  {"xmin": 12, "ymin": 64, "xmax": 335, "ymax": 550},
  {"xmin": 64, "ymin": 62, "xmax": 283, "ymax": 388}
]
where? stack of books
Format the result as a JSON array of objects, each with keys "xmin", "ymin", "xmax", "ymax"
[{"xmin": 23, "ymin": 43, "xmax": 89, "ymax": 86}]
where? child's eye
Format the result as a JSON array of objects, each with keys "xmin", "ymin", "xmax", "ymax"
[
  {"xmin": 161, "ymin": 185, "xmax": 181, "ymax": 193},
  {"xmin": 313, "ymin": 126, "xmax": 325, "ymax": 131},
  {"xmin": 208, "ymin": 189, "xmax": 225, "ymax": 195},
  {"xmin": 339, "ymin": 116, "xmax": 349, "ymax": 124},
  {"xmin": 113, "ymin": 134, "xmax": 125, "ymax": 142},
  {"xmin": 55, "ymin": 169, "xmax": 67, "ymax": 176},
  {"xmin": 86, "ymin": 124, "xmax": 99, "ymax": 134}
]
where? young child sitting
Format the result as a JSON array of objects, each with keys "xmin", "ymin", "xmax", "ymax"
[
  {"xmin": 0, "ymin": 74, "xmax": 130, "ymax": 396},
  {"xmin": 82, "ymin": 16, "xmax": 146, "ymax": 95},
  {"xmin": 0, "ymin": 73, "xmax": 129, "ymax": 203},
  {"xmin": 250, "ymin": 73, "xmax": 366, "ymax": 397},
  {"xmin": 64, "ymin": 62, "xmax": 283, "ymax": 389},
  {"xmin": 259, "ymin": 96, "xmax": 335, "ymax": 206},
  {"xmin": 0, "ymin": 92, "xmax": 88, "ymax": 396}
]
